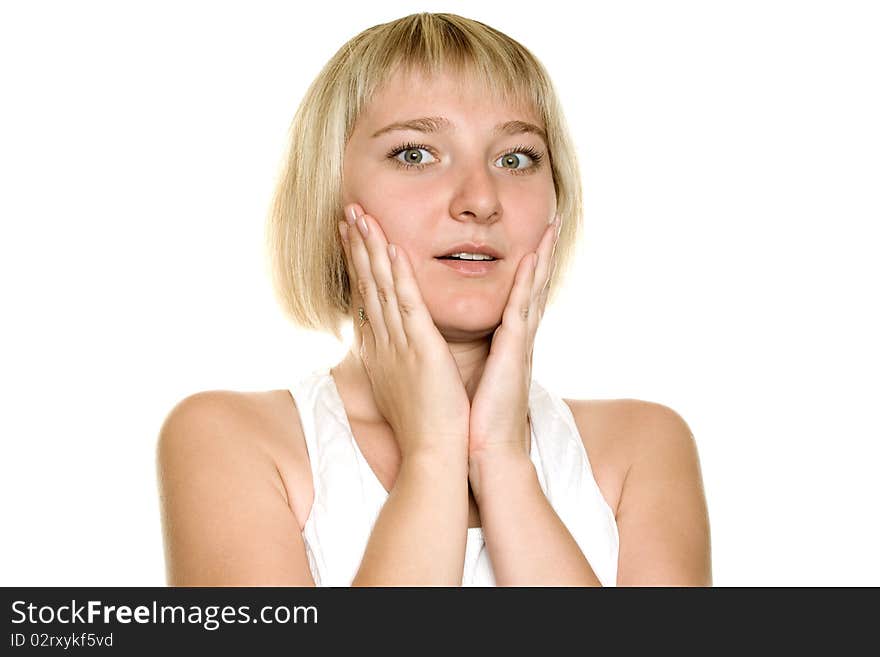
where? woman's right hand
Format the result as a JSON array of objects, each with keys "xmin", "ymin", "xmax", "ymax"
[{"xmin": 338, "ymin": 203, "xmax": 471, "ymax": 461}]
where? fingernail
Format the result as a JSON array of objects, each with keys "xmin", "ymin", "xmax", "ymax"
[
  {"xmin": 357, "ymin": 215, "xmax": 369, "ymax": 237},
  {"xmin": 338, "ymin": 221, "xmax": 349, "ymax": 243},
  {"xmin": 387, "ymin": 243, "xmax": 397, "ymax": 260},
  {"xmin": 347, "ymin": 204, "xmax": 361, "ymax": 225},
  {"xmin": 549, "ymin": 213, "xmax": 558, "ymax": 226}
]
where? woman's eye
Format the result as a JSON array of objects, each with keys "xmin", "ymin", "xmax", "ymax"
[
  {"xmin": 388, "ymin": 143, "xmax": 544, "ymax": 174},
  {"xmin": 394, "ymin": 147, "xmax": 436, "ymax": 167},
  {"xmin": 495, "ymin": 152, "xmax": 535, "ymax": 171}
]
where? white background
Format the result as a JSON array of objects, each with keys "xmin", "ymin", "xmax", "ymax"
[{"xmin": 2, "ymin": 0, "xmax": 878, "ymax": 586}]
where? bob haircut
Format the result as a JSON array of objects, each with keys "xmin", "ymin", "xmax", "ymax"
[{"xmin": 266, "ymin": 12, "xmax": 583, "ymax": 342}]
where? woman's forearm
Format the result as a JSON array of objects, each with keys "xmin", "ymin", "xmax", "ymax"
[
  {"xmin": 351, "ymin": 446, "xmax": 469, "ymax": 586},
  {"xmin": 472, "ymin": 450, "xmax": 602, "ymax": 586}
]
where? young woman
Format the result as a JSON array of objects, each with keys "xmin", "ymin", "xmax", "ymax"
[{"xmin": 157, "ymin": 12, "xmax": 711, "ymax": 586}]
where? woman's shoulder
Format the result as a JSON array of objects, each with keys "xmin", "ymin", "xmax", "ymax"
[
  {"xmin": 158, "ymin": 389, "xmax": 299, "ymax": 446},
  {"xmin": 562, "ymin": 397, "xmax": 693, "ymax": 461},
  {"xmin": 560, "ymin": 397, "xmax": 693, "ymax": 517},
  {"xmin": 563, "ymin": 397, "xmax": 709, "ymax": 585},
  {"xmin": 563, "ymin": 397, "xmax": 690, "ymax": 436},
  {"xmin": 157, "ymin": 389, "xmax": 308, "ymax": 509},
  {"xmin": 155, "ymin": 389, "xmax": 316, "ymax": 584}
]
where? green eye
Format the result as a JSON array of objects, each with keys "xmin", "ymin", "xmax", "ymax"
[
  {"xmin": 498, "ymin": 153, "xmax": 534, "ymax": 169},
  {"xmin": 394, "ymin": 146, "xmax": 436, "ymax": 167},
  {"xmin": 386, "ymin": 141, "xmax": 545, "ymax": 175}
]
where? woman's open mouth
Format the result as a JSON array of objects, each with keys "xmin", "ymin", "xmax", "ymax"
[{"xmin": 434, "ymin": 256, "xmax": 501, "ymax": 276}]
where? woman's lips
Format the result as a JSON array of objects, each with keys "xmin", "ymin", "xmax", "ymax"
[{"xmin": 434, "ymin": 258, "xmax": 501, "ymax": 276}]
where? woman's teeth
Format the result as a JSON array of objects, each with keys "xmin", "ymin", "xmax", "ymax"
[{"xmin": 441, "ymin": 252, "xmax": 496, "ymax": 260}]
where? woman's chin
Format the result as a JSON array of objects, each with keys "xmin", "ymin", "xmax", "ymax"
[{"xmin": 432, "ymin": 312, "xmax": 501, "ymax": 340}]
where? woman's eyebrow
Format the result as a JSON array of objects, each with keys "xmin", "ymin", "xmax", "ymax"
[{"xmin": 370, "ymin": 116, "xmax": 547, "ymax": 145}]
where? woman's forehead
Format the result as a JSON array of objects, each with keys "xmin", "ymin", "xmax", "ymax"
[
  {"xmin": 364, "ymin": 68, "xmax": 541, "ymax": 124},
  {"xmin": 380, "ymin": 66, "xmax": 524, "ymax": 98}
]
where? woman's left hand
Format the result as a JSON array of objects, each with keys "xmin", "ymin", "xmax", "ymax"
[{"xmin": 468, "ymin": 215, "xmax": 562, "ymax": 468}]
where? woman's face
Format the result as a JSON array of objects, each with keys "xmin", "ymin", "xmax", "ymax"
[{"xmin": 342, "ymin": 68, "xmax": 557, "ymax": 340}]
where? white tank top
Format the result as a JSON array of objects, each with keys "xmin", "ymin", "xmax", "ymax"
[{"xmin": 289, "ymin": 366, "xmax": 619, "ymax": 586}]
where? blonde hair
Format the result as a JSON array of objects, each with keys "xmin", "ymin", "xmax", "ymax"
[{"xmin": 266, "ymin": 12, "xmax": 583, "ymax": 342}]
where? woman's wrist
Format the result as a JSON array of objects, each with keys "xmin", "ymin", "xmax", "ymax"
[
  {"xmin": 468, "ymin": 448, "xmax": 534, "ymax": 503},
  {"xmin": 400, "ymin": 442, "xmax": 469, "ymax": 481}
]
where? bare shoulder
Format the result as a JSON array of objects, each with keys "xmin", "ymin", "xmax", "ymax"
[
  {"xmin": 159, "ymin": 390, "xmax": 285, "ymax": 466},
  {"xmin": 156, "ymin": 389, "xmax": 314, "ymax": 585},
  {"xmin": 562, "ymin": 397, "xmax": 696, "ymax": 464},
  {"xmin": 594, "ymin": 398, "xmax": 701, "ymax": 489},
  {"xmin": 560, "ymin": 398, "xmax": 657, "ymax": 512},
  {"xmin": 563, "ymin": 398, "xmax": 711, "ymax": 586},
  {"xmin": 157, "ymin": 390, "xmax": 265, "ymax": 464}
]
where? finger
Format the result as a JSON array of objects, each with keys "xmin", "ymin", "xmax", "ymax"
[
  {"xmin": 502, "ymin": 251, "xmax": 538, "ymax": 338},
  {"xmin": 340, "ymin": 207, "xmax": 377, "ymax": 354},
  {"xmin": 338, "ymin": 219, "xmax": 375, "ymax": 352},
  {"xmin": 338, "ymin": 220, "xmax": 355, "ymax": 305},
  {"xmin": 387, "ymin": 241, "xmax": 438, "ymax": 351},
  {"xmin": 538, "ymin": 215, "xmax": 562, "ymax": 312},
  {"xmin": 347, "ymin": 207, "xmax": 390, "ymax": 346},
  {"xmin": 533, "ymin": 214, "xmax": 560, "ymax": 299},
  {"xmin": 538, "ymin": 255, "xmax": 557, "ymax": 311},
  {"xmin": 356, "ymin": 212, "xmax": 408, "ymax": 351}
]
